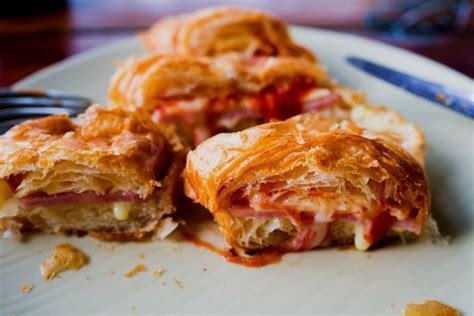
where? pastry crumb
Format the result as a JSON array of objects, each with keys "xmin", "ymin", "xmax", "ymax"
[
  {"xmin": 137, "ymin": 253, "xmax": 145, "ymax": 259},
  {"xmin": 40, "ymin": 243, "xmax": 88, "ymax": 282},
  {"xmin": 19, "ymin": 284, "xmax": 34, "ymax": 293},
  {"xmin": 103, "ymin": 244, "xmax": 115, "ymax": 252},
  {"xmin": 174, "ymin": 278, "xmax": 184, "ymax": 288},
  {"xmin": 172, "ymin": 244, "xmax": 181, "ymax": 252},
  {"xmin": 153, "ymin": 269, "xmax": 163, "ymax": 278},
  {"xmin": 109, "ymin": 270, "xmax": 115, "ymax": 276},
  {"xmin": 402, "ymin": 300, "xmax": 461, "ymax": 316},
  {"xmin": 124, "ymin": 264, "xmax": 148, "ymax": 277}
]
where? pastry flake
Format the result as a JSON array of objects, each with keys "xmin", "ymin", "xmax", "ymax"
[
  {"xmin": 19, "ymin": 284, "xmax": 35, "ymax": 293},
  {"xmin": 40, "ymin": 243, "xmax": 87, "ymax": 281},
  {"xmin": 124, "ymin": 264, "xmax": 148, "ymax": 277},
  {"xmin": 402, "ymin": 300, "xmax": 461, "ymax": 316}
]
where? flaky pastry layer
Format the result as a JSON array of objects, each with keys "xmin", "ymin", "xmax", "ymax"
[
  {"xmin": 141, "ymin": 6, "xmax": 315, "ymax": 60},
  {"xmin": 0, "ymin": 105, "xmax": 168, "ymax": 198}
]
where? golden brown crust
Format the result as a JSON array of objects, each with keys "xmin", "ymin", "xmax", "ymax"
[
  {"xmin": 141, "ymin": 6, "xmax": 315, "ymax": 60},
  {"xmin": 0, "ymin": 105, "xmax": 168, "ymax": 198},
  {"xmin": 108, "ymin": 53, "xmax": 330, "ymax": 114},
  {"xmin": 183, "ymin": 114, "xmax": 430, "ymax": 250}
]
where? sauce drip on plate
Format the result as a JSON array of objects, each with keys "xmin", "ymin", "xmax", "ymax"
[{"xmin": 180, "ymin": 229, "xmax": 281, "ymax": 268}]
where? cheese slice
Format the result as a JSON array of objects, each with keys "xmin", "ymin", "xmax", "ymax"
[
  {"xmin": 113, "ymin": 202, "xmax": 132, "ymax": 221},
  {"xmin": 354, "ymin": 223, "xmax": 371, "ymax": 251}
]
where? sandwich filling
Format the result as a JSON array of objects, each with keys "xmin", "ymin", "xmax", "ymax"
[
  {"xmin": 0, "ymin": 176, "xmax": 162, "ymax": 231},
  {"xmin": 152, "ymin": 79, "xmax": 338, "ymax": 144},
  {"xmin": 227, "ymin": 186, "xmax": 422, "ymax": 251}
]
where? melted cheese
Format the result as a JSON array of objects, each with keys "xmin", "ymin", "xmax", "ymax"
[
  {"xmin": 0, "ymin": 180, "xmax": 19, "ymax": 218},
  {"xmin": 354, "ymin": 223, "xmax": 371, "ymax": 251},
  {"xmin": 113, "ymin": 202, "xmax": 131, "ymax": 221}
]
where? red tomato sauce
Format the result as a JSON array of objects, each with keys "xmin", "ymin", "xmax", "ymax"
[{"xmin": 180, "ymin": 229, "xmax": 282, "ymax": 268}]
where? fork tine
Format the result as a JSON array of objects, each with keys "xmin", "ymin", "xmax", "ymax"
[
  {"xmin": 0, "ymin": 117, "xmax": 43, "ymax": 134},
  {"xmin": 0, "ymin": 88, "xmax": 93, "ymax": 103},
  {"xmin": 0, "ymin": 116, "xmax": 81, "ymax": 135},
  {"xmin": 0, "ymin": 107, "xmax": 82, "ymax": 121},
  {"xmin": 0, "ymin": 89, "xmax": 92, "ymax": 134},
  {"xmin": 0, "ymin": 97, "xmax": 91, "ymax": 110}
]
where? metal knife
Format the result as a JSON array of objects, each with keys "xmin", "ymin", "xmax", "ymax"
[{"xmin": 347, "ymin": 56, "xmax": 474, "ymax": 119}]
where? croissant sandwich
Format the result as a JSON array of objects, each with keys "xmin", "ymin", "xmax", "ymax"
[
  {"xmin": 142, "ymin": 6, "xmax": 315, "ymax": 60},
  {"xmin": 183, "ymin": 113, "xmax": 432, "ymax": 252},
  {"xmin": 108, "ymin": 52, "xmax": 351, "ymax": 145},
  {"xmin": 0, "ymin": 105, "xmax": 182, "ymax": 241}
]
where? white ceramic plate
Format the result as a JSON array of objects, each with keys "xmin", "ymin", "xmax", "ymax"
[{"xmin": 1, "ymin": 27, "xmax": 473, "ymax": 316}]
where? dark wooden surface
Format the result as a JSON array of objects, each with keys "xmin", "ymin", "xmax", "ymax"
[{"xmin": 0, "ymin": 0, "xmax": 473, "ymax": 87}]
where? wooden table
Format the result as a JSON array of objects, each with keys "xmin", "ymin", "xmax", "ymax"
[{"xmin": 0, "ymin": 0, "xmax": 473, "ymax": 87}]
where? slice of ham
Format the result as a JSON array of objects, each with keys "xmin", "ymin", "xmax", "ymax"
[
  {"xmin": 302, "ymin": 91, "xmax": 339, "ymax": 112},
  {"xmin": 228, "ymin": 205, "xmax": 286, "ymax": 219},
  {"xmin": 392, "ymin": 218, "xmax": 422, "ymax": 234},
  {"xmin": 18, "ymin": 191, "xmax": 142, "ymax": 208},
  {"xmin": 290, "ymin": 220, "xmax": 329, "ymax": 251}
]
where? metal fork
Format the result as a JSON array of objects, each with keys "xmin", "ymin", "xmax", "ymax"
[{"xmin": 0, "ymin": 88, "xmax": 93, "ymax": 134}]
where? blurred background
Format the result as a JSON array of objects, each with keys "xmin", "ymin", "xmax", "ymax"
[{"xmin": 0, "ymin": 0, "xmax": 472, "ymax": 86}]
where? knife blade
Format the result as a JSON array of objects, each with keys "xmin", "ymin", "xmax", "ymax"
[{"xmin": 347, "ymin": 56, "xmax": 474, "ymax": 119}]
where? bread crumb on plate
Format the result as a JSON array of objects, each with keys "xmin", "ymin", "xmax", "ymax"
[
  {"xmin": 402, "ymin": 300, "xmax": 461, "ymax": 316},
  {"xmin": 124, "ymin": 264, "xmax": 148, "ymax": 277},
  {"xmin": 40, "ymin": 243, "xmax": 88, "ymax": 281},
  {"xmin": 174, "ymin": 278, "xmax": 184, "ymax": 288},
  {"xmin": 103, "ymin": 244, "xmax": 115, "ymax": 252},
  {"xmin": 153, "ymin": 269, "xmax": 163, "ymax": 278},
  {"xmin": 19, "ymin": 284, "xmax": 34, "ymax": 293},
  {"xmin": 172, "ymin": 244, "xmax": 181, "ymax": 252}
]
